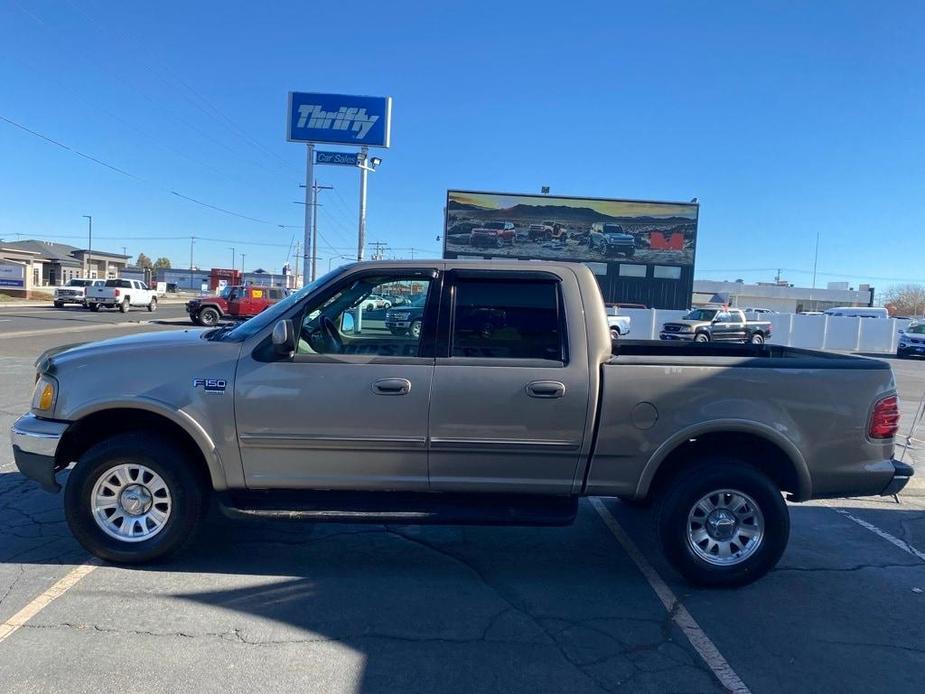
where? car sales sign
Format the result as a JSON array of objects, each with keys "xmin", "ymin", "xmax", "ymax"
[
  {"xmin": 287, "ymin": 92, "xmax": 392, "ymax": 148},
  {"xmin": 316, "ymin": 151, "xmax": 360, "ymax": 166}
]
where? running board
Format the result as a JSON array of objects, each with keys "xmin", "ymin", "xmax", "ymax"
[{"xmin": 216, "ymin": 490, "xmax": 578, "ymax": 527}]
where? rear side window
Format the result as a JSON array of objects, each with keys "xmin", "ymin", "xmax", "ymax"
[
  {"xmin": 105, "ymin": 279, "xmax": 131, "ymax": 288},
  {"xmin": 451, "ymin": 279, "xmax": 565, "ymax": 361}
]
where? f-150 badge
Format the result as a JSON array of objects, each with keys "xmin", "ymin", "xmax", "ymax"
[{"xmin": 193, "ymin": 378, "xmax": 226, "ymax": 393}]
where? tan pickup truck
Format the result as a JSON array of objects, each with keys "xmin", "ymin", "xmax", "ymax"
[{"xmin": 11, "ymin": 260, "xmax": 910, "ymax": 586}]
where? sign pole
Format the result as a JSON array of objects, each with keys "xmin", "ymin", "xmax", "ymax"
[
  {"xmin": 303, "ymin": 143, "xmax": 315, "ymax": 288},
  {"xmin": 357, "ymin": 145, "xmax": 368, "ymax": 261}
]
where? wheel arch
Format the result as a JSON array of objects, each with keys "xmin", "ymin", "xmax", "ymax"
[
  {"xmin": 636, "ymin": 420, "xmax": 812, "ymax": 501},
  {"xmin": 56, "ymin": 400, "xmax": 227, "ymax": 491}
]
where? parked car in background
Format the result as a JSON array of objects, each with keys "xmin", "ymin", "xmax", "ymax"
[
  {"xmin": 362, "ymin": 294, "xmax": 392, "ymax": 310},
  {"xmin": 824, "ymin": 306, "xmax": 890, "ymax": 319},
  {"xmin": 744, "ymin": 307, "xmax": 776, "ymax": 314},
  {"xmin": 528, "ymin": 223, "xmax": 553, "ymax": 241},
  {"xmin": 470, "ymin": 221, "xmax": 516, "ymax": 248},
  {"xmin": 187, "ymin": 285, "xmax": 287, "ymax": 326},
  {"xmin": 53, "ymin": 278, "xmax": 103, "ymax": 307},
  {"xmin": 607, "ymin": 314, "xmax": 631, "ymax": 340},
  {"xmin": 897, "ymin": 323, "xmax": 925, "ymax": 359},
  {"xmin": 799, "ymin": 311, "xmax": 824, "ymax": 316},
  {"xmin": 589, "ymin": 223, "xmax": 636, "ymax": 257},
  {"xmin": 385, "ymin": 293, "xmax": 427, "ymax": 337},
  {"xmin": 661, "ymin": 308, "xmax": 773, "ymax": 344},
  {"xmin": 85, "ymin": 279, "xmax": 157, "ymax": 312}
]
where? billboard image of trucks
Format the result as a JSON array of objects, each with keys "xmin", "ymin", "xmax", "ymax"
[{"xmin": 443, "ymin": 190, "xmax": 698, "ymax": 265}]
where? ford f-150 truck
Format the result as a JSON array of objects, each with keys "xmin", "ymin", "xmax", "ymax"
[
  {"xmin": 10, "ymin": 260, "xmax": 911, "ymax": 587},
  {"xmin": 661, "ymin": 308, "xmax": 772, "ymax": 344},
  {"xmin": 85, "ymin": 279, "xmax": 158, "ymax": 312}
]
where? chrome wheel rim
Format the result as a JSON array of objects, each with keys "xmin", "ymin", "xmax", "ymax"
[
  {"xmin": 411, "ymin": 321, "xmax": 422, "ymax": 338},
  {"xmin": 686, "ymin": 489, "xmax": 764, "ymax": 566},
  {"xmin": 91, "ymin": 463, "xmax": 172, "ymax": 542}
]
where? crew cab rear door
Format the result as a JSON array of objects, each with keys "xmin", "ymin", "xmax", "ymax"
[{"xmin": 426, "ymin": 269, "xmax": 591, "ymax": 493}]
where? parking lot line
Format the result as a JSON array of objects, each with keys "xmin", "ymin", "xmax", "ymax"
[
  {"xmin": 590, "ymin": 498, "xmax": 751, "ymax": 694},
  {"xmin": 833, "ymin": 508, "xmax": 925, "ymax": 562},
  {"xmin": 0, "ymin": 559, "xmax": 99, "ymax": 645}
]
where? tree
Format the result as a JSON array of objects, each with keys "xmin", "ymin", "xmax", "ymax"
[
  {"xmin": 884, "ymin": 284, "xmax": 925, "ymax": 317},
  {"xmin": 136, "ymin": 253, "xmax": 152, "ymax": 269},
  {"xmin": 152, "ymin": 257, "xmax": 171, "ymax": 271}
]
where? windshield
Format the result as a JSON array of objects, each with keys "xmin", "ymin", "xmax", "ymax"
[
  {"xmin": 482, "ymin": 221, "xmax": 505, "ymax": 230},
  {"xmin": 602, "ymin": 224, "xmax": 625, "ymax": 235},
  {"xmin": 907, "ymin": 324, "xmax": 925, "ymax": 335},
  {"xmin": 222, "ymin": 266, "xmax": 350, "ymax": 341},
  {"xmin": 684, "ymin": 309, "xmax": 718, "ymax": 321}
]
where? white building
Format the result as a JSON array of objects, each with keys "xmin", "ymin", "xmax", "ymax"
[{"xmin": 693, "ymin": 279, "xmax": 874, "ymax": 313}]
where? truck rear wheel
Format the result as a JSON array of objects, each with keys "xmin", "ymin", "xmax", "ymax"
[
  {"xmin": 750, "ymin": 333, "xmax": 764, "ymax": 344},
  {"xmin": 90, "ymin": 304, "xmax": 100, "ymax": 312},
  {"xmin": 64, "ymin": 433, "xmax": 206, "ymax": 564},
  {"xmin": 657, "ymin": 461, "xmax": 789, "ymax": 587},
  {"xmin": 119, "ymin": 298, "xmax": 129, "ymax": 313},
  {"xmin": 147, "ymin": 297, "xmax": 157, "ymax": 312}
]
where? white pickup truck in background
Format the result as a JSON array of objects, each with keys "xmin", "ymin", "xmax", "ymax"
[
  {"xmin": 85, "ymin": 278, "xmax": 158, "ymax": 312},
  {"xmin": 53, "ymin": 278, "xmax": 103, "ymax": 307},
  {"xmin": 605, "ymin": 306, "xmax": 631, "ymax": 339}
]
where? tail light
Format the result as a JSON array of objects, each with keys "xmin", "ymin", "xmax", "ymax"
[
  {"xmin": 114, "ymin": 289, "xmax": 121, "ymax": 297},
  {"xmin": 869, "ymin": 395, "xmax": 900, "ymax": 439}
]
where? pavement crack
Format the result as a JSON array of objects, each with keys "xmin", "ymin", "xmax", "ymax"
[{"xmin": 774, "ymin": 562, "xmax": 923, "ymax": 573}]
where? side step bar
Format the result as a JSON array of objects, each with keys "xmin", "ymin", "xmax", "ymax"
[{"xmin": 216, "ymin": 490, "xmax": 579, "ymax": 527}]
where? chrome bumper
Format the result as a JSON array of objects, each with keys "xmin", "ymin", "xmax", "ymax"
[{"xmin": 11, "ymin": 414, "xmax": 68, "ymax": 492}]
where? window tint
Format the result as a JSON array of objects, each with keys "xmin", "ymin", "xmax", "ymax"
[
  {"xmin": 105, "ymin": 279, "xmax": 131, "ymax": 288},
  {"xmin": 451, "ymin": 279, "xmax": 564, "ymax": 361},
  {"xmin": 298, "ymin": 275, "xmax": 432, "ymax": 358}
]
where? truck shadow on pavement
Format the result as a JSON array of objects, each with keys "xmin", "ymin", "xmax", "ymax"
[{"xmin": 4, "ymin": 467, "xmax": 925, "ymax": 692}]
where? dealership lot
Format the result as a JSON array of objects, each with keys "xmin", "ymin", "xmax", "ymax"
[{"xmin": 1, "ymin": 319, "xmax": 925, "ymax": 693}]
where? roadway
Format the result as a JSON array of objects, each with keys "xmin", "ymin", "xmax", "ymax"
[{"xmin": 1, "ymin": 319, "xmax": 924, "ymax": 693}]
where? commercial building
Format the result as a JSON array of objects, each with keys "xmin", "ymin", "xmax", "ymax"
[
  {"xmin": 155, "ymin": 267, "xmax": 293, "ymax": 292},
  {"xmin": 693, "ymin": 279, "xmax": 874, "ymax": 313},
  {"xmin": 0, "ymin": 239, "xmax": 130, "ymax": 297},
  {"xmin": 443, "ymin": 190, "xmax": 698, "ymax": 309}
]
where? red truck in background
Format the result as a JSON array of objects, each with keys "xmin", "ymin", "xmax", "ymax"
[{"xmin": 186, "ymin": 285, "xmax": 287, "ymax": 326}]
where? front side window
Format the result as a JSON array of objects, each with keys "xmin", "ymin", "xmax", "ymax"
[
  {"xmin": 298, "ymin": 275, "xmax": 432, "ymax": 358},
  {"xmin": 451, "ymin": 279, "xmax": 564, "ymax": 361}
]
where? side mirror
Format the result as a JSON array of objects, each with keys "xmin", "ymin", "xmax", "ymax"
[
  {"xmin": 272, "ymin": 319, "xmax": 295, "ymax": 355},
  {"xmin": 342, "ymin": 312, "xmax": 356, "ymax": 333}
]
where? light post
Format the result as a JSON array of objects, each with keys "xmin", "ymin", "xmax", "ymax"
[
  {"xmin": 82, "ymin": 215, "xmax": 92, "ymax": 278},
  {"xmin": 229, "ymin": 247, "xmax": 235, "ymax": 273},
  {"xmin": 355, "ymin": 150, "xmax": 382, "ymax": 261}
]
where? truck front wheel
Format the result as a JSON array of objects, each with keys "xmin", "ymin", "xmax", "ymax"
[
  {"xmin": 657, "ymin": 461, "xmax": 789, "ymax": 587},
  {"xmin": 64, "ymin": 433, "xmax": 206, "ymax": 564},
  {"xmin": 694, "ymin": 332, "xmax": 710, "ymax": 343},
  {"xmin": 198, "ymin": 307, "xmax": 220, "ymax": 326}
]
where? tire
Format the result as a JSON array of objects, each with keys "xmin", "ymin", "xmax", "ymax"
[
  {"xmin": 198, "ymin": 307, "xmax": 220, "ymax": 326},
  {"xmin": 610, "ymin": 328, "xmax": 620, "ymax": 341},
  {"xmin": 53, "ymin": 301, "xmax": 63, "ymax": 308},
  {"xmin": 657, "ymin": 460, "xmax": 789, "ymax": 587},
  {"xmin": 147, "ymin": 297, "xmax": 157, "ymax": 312},
  {"xmin": 694, "ymin": 332, "xmax": 710, "ymax": 343},
  {"xmin": 119, "ymin": 298, "xmax": 129, "ymax": 313},
  {"xmin": 896, "ymin": 350, "xmax": 906, "ymax": 359},
  {"xmin": 750, "ymin": 333, "xmax": 765, "ymax": 345},
  {"xmin": 410, "ymin": 319, "xmax": 423, "ymax": 339},
  {"xmin": 90, "ymin": 304, "xmax": 100, "ymax": 312},
  {"xmin": 625, "ymin": 248, "xmax": 635, "ymax": 257},
  {"xmin": 64, "ymin": 432, "xmax": 206, "ymax": 564}
]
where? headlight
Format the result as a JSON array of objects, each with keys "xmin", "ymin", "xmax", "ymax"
[
  {"xmin": 678, "ymin": 326, "xmax": 693, "ymax": 333},
  {"xmin": 31, "ymin": 375, "xmax": 58, "ymax": 412}
]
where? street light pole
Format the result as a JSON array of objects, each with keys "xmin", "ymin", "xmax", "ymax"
[
  {"xmin": 230, "ymin": 247, "xmax": 235, "ymax": 273},
  {"xmin": 357, "ymin": 146, "xmax": 369, "ymax": 261},
  {"xmin": 303, "ymin": 144, "xmax": 315, "ymax": 291},
  {"xmin": 189, "ymin": 236, "xmax": 196, "ymax": 291},
  {"xmin": 82, "ymin": 215, "xmax": 92, "ymax": 278}
]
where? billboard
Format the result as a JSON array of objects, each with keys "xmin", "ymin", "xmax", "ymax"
[
  {"xmin": 287, "ymin": 92, "xmax": 392, "ymax": 148},
  {"xmin": 0, "ymin": 262, "xmax": 25, "ymax": 288},
  {"xmin": 443, "ymin": 190, "xmax": 698, "ymax": 266}
]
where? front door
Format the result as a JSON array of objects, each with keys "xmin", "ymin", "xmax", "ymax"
[
  {"xmin": 427, "ymin": 271, "xmax": 591, "ymax": 494},
  {"xmin": 234, "ymin": 270, "xmax": 438, "ymax": 489}
]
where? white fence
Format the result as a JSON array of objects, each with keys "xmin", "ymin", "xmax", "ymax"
[{"xmin": 619, "ymin": 309, "xmax": 907, "ymax": 354}]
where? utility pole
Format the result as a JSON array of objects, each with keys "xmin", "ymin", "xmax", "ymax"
[
  {"xmin": 229, "ymin": 247, "xmax": 235, "ymax": 273},
  {"xmin": 811, "ymin": 231, "xmax": 820, "ymax": 291},
  {"xmin": 189, "ymin": 236, "xmax": 196, "ymax": 291},
  {"xmin": 368, "ymin": 241, "xmax": 388, "ymax": 261},
  {"xmin": 293, "ymin": 240, "xmax": 300, "ymax": 289},
  {"xmin": 357, "ymin": 146, "xmax": 369, "ymax": 260},
  {"xmin": 82, "ymin": 215, "xmax": 92, "ymax": 278},
  {"xmin": 311, "ymin": 182, "xmax": 333, "ymax": 283},
  {"xmin": 240, "ymin": 252, "xmax": 246, "ymax": 276},
  {"xmin": 122, "ymin": 246, "xmax": 127, "ymax": 257}
]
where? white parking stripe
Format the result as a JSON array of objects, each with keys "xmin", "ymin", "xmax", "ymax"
[
  {"xmin": 590, "ymin": 498, "xmax": 751, "ymax": 694},
  {"xmin": 0, "ymin": 559, "xmax": 99, "ymax": 644},
  {"xmin": 833, "ymin": 508, "xmax": 925, "ymax": 563}
]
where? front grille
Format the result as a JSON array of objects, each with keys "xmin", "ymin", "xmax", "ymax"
[{"xmin": 664, "ymin": 325, "xmax": 681, "ymax": 333}]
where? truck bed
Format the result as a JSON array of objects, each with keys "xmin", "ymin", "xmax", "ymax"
[{"xmin": 609, "ymin": 339, "xmax": 890, "ymax": 370}]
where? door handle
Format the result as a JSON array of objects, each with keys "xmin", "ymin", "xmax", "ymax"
[
  {"xmin": 372, "ymin": 378, "xmax": 412, "ymax": 396},
  {"xmin": 526, "ymin": 381, "xmax": 566, "ymax": 399}
]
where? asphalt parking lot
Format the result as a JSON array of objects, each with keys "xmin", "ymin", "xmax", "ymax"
[{"xmin": 1, "ymin": 311, "xmax": 925, "ymax": 693}]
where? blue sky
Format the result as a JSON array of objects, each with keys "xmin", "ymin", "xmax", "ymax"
[{"xmin": 1, "ymin": 1, "xmax": 922, "ymax": 291}]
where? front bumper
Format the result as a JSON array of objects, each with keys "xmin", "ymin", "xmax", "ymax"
[
  {"xmin": 659, "ymin": 332, "xmax": 695, "ymax": 341},
  {"xmin": 881, "ymin": 459, "xmax": 914, "ymax": 496},
  {"xmin": 10, "ymin": 414, "xmax": 68, "ymax": 493}
]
